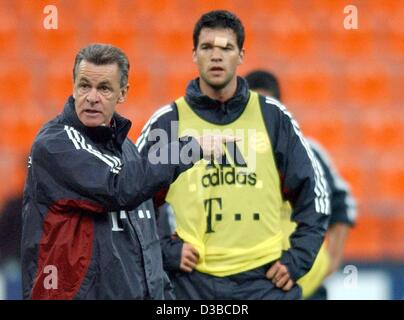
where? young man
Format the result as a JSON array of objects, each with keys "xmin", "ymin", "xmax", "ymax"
[
  {"xmin": 138, "ymin": 10, "xmax": 330, "ymax": 300},
  {"xmin": 21, "ymin": 43, "xmax": 234, "ymax": 299},
  {"xmin": 245, "ymin": 69, "xmax": 357, "ymax": 299}
]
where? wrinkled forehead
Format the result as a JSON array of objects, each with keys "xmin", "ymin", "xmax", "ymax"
[
  {"xmin": 75, "ymin": 60, "xmax": 120, "ymax": 84},
  {"xmin": 197, "ymin": 28, "xmax": 238, "ymax": 48}
]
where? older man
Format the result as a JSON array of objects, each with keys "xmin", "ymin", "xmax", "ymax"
[{"xmin": 21, "ymin": 43, "xmax": 233, "ymax": 299}]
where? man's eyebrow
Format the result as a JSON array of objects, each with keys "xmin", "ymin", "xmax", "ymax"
[
  {"xmin": 200, "ymin": 41, "xmax": 235, "ymax": 48},
  {"xmin": 98, "ymin": 80, "xmax": 112, "ymax": 87},
  {"xmin": 200, "ymin": 41, "xmax": 214, "ymax": 46},
  {"xmin": 78, "ymin": 77, "xmax": 90, "ymax": 83}
]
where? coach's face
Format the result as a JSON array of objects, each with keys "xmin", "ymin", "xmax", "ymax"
[
  {"xmin": 193, "ymin": 28, "xmax": 244, "ymax": 90},
  {"xmin": 73, "ymin": 60, "xmax": 128, "ymax": 127}
]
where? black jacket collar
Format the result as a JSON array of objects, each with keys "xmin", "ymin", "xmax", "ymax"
[
  {"xmin": 61, "ymin": 96, "xmax": 132, "ymax": 147},
  {"xmin": 184, "ymin": 76, "xmax": 250, "ymax": 125}
]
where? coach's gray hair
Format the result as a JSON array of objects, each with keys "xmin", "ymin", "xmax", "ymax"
[{"xmin": 73, "ymin": 43, "xmax": 129, "ymax": 88}]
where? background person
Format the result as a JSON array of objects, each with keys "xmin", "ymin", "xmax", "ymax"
[{"xmin": 245, "ymin": 69, "xmax": 357, "ymax": 299}]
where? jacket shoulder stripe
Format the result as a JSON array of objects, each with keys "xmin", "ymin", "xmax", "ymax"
[
  {"xmin": 64, "ymin": 125, "xmax": 81, "ymax": 150},
  {"xmin": 308, "ymin": 138, "xmax": 357, "ymax": 223},
  {"xmin": 136, "ymin": 104, "xmax": 173, "ymax": 152},
  {"xmin": 103, "ymin": 153, "xmax": 122, "ymax": 168},
  {"xmin": 264, "ymin": 97, "xmax": 330, "ymax": 215},
  {"xmin": 63, "ymin": 125, "xmax": 121, "ymax": 173}
]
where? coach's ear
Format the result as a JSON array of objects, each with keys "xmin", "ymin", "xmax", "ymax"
[
  {"xmin": 118, "ymin": 84, "xmax": 129, "ymax": 104},
  {"xmin": 72, "ymin": 82, "xmax": 76, "ymax": 99}
]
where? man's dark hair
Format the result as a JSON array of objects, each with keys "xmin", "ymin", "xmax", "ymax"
[
  {"xmin": 193, "ymin": 10, "xmax": 245, "ymax": 50},
  {"xmin": 245, "ymin": 70, "xmax": 281, "ymax": 100},
  {"xmin": 73, "ymin": 43, "xmax": 130, "ymax": 88}
]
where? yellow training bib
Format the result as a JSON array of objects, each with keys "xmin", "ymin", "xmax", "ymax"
[{"xmin": 166, "ymin": 92, "xmax": 285, "ymax": 276}]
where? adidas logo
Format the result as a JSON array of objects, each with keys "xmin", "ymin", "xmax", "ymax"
[{"xmin": 201, "ymin": 141, "xmax": 257, "ymax": 187}]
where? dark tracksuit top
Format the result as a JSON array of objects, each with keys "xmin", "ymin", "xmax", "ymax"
[
  {"xmin": 21, "ymin": 96, "xmax": 201, "ymax": 299},
  {"xmin": 307, "ymin": 138, "xmax": 357, "ymax": 227},
  {"xmin": 137, "ymin": 77, "xmax": 331, "ymax": 288},
  {"xmin": 303, "ymin": 138, "xmax": 357, "ymax": 299}
]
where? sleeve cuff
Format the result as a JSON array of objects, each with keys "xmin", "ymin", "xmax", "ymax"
[{"xmin": 280, "ymin": 250, "xmax": 302, "ymax": 281}]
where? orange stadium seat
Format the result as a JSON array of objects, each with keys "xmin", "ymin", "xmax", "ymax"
[
  {"xmin": 86, "ymin": 29, "xmax": 138, "ymax": 56},
  {"xmin": 331, "ymin": 30, "xmax": 374, "ymax": 59},
  {"xmin": 370, "ymin": 0, "xmax": 403, "ymax": 11},
  {"xmin": 375, "ymin": 166, "xmax": 404, "ymax": 203},
  {"xmin": 85, "ymin": 1, "xmax": 136, "ymax": 33},
  {"xmin": 383, "ymin": 215, "xmax": 404, "ymax": 259},
  {"xmin": 165, "ymin": 70, "xmax": 198, "ymax": 99},
  {"xmin": 390, "ymin": 72, "xmax": 404, "ymax": 108},
  {"xmin": 0, "ymin": 63, "xmax": 33, "ymax": 107},
  {"xmin": 39, "ymin": 61, "xmax": 72, "ymax": 106},
  {"xmin": 266, "ymin": 30, "xmax": 315, "ymax": 59},
  {"xmin": 195, "ymin": 0, "xmax": 238, "ymax": 14},
  {"xmin": 246, "ymin": 0, "xmax": 295, "ymax": 13},
  {"xmin": 366, "ymin": 0, "xmax": 402, "ymax": 34},
  {"xmin": 344, "ymin": 213, "xmax": 384, "ymax": 261},
  {"xmin": 153, "ymin": 30, "xmax": 192, "ymax": 57},
  {"xmin": 281, "ymin": 70, "xmax": 333, "ymax": 106},
  {"xmin": 78, "ymin": 0, "xmax": 122, "ymax": 15},
  {"xmin": 338, "ymin": 163, "xmax": 366, "ymax": 200},
  {"xmin": 1, "ymin": 119, "xmax": 41, "ymax": 153},
  {"xmin": 342, "ymin": 65, "xmax": 391, "ymax": 107},
  {"xmin": 126, "ymin": 71, "xmax": 151, "ymax": 104},
  {"xmin": 124, "ymin": 0, "xmax": 173, "ymax": 14},
  {"xmin": 385, "ymin": 31, "xmax": 404, "ymax": 57},
  {"xmin": 0, "ymin": 29, "xmax": 18, "ymax": 59},
  {"xmin": 299, "ymin": 112, "xmax": 349, "ymax": 149},
  {"xmin": 309, "ymin": 0, "xmax": 354, "ymax": 12},
  {"xmin": 31, "ymin": 28, "xmax": 80, "ymax": 60},
  {"xmin": 358, "ymin": 114, "xmax": 403, "ymax": 152},
  {"xmin": 0, "ymin": 2, "xmax": 19, "ymax": 59}
]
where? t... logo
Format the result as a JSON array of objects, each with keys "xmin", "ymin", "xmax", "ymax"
[
  {"xmin": 110, "ymin": 210, "xmax": 128, "ymax": 231},
  {"xmin": 204, "ymin": 198, "xmax": 222, "ymax": 233}
]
